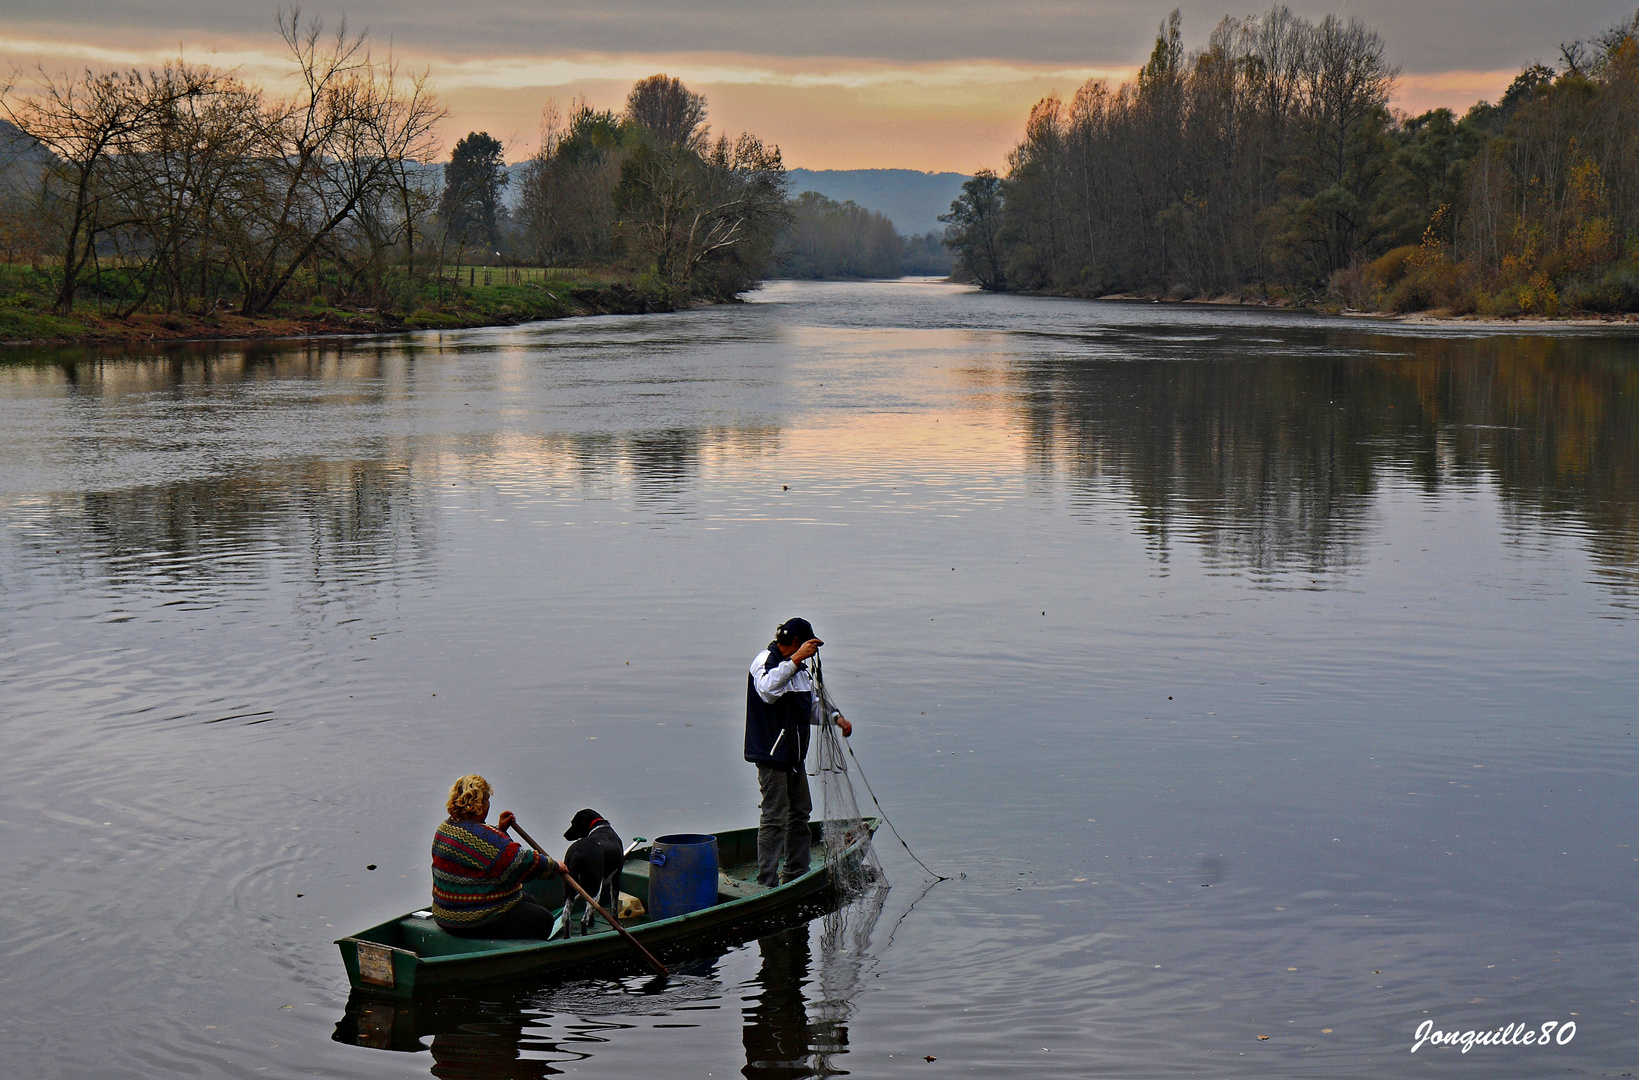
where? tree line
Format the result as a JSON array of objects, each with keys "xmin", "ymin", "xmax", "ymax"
[
  {"xmin": 944, "ymin": 6, "xmax": 1639, "ymax": 315},
  {"xmin": 779, "ymin": 191, "xmax": 952, "ymax": 278},
  {"xmin": 511, "ymin": 76, "xmax": 789, "ymax": 301},
  {"xmin": 1, "ymin": 14, "xmax": 442, "ymax": 317},
  {"xmin": 0, "ymin": 27, "xmax": 796, "ymax": 320}
]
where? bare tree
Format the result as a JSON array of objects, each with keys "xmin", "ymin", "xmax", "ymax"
[
  {"xmin": 3, "ymin": 67, "xmax": 194, "ymax": 312},
  {"xmin": 614, "ymin": 131, "xmax": 787, "ymax": 298},
  {"xmin": 234, "ymin": 11, "xmax": 442, "ymax": 314},
  {"xmin": 624, "ymin": 75, "xmax": 708, "ymax": 150},
  {"xmin": 100, "ymin": 64, "xmax": 264, "ymax": 315}
]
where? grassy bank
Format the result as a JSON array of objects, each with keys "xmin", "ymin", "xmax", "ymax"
[{"xmin": 0, "ymin": 265, "xmax": 680, "ymax": 347}]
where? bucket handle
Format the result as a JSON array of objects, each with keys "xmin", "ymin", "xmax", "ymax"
[{"xmin": 650, "ymin": 850, "xmax": 668, "ymax": 866}]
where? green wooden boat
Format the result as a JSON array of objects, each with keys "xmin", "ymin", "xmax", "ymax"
[{"xmin": 335, "ymin": 820, "xmax": 878, "ymax": 998}]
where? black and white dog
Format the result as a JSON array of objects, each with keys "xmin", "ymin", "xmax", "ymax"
[{"xmin": 555, "ymin": 808, "xmax": 624, "ymax": 938}]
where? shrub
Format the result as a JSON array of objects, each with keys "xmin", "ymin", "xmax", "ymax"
[
  {"xmin": 1328, "ymin": 263, "xmax": 1373, "ymax": 309},
  {"xmin": 1476, "ymin": 287, "xmax": 1520, "ymax": 317},
  {"xmin": 1562, "ymin": 263, "xmax": 1639, "ymax": 313},
  {"xmin": 1520, "ymin": 272, "xmax": 1559, "ymax": 317},
  {"xmin": 1382, "ymin": 251, "xmax": 1469, "ymax": 313},
  {"xmin": 1365, "ymin": 245, "xmax": 1420, "ymax": 291}
]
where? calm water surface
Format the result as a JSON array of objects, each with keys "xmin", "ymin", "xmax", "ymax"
[{"xmin": 1, "ymin": 280, "xmax": 1636, "ymax": 1078}]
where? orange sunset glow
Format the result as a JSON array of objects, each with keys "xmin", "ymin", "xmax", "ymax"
[{"xmin": 0, "ymin": 28, "xmax": 1556, "ymax": 172}]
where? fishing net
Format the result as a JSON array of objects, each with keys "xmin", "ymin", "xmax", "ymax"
[
  {"xmin": 811, "ymin": 870, "xmax": 889, "ymax": 1076},
  {"xmin": 810, "ymin": 658, "xmax": 886, "ymax": 901}
]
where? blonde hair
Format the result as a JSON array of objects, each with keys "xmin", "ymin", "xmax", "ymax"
[{"xmin": 446, "ymin": 774, "xmax": 492, "ymax": 819}]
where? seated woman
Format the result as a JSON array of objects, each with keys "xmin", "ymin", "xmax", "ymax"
[{"xmin": 431, "ymin": 774, "xmax": 562, "ymax": 938}]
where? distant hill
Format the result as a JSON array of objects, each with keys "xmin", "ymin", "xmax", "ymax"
[
  {"xmin": 486, "ymin": 163, "xmax": 965, "ymax": 234},
  {"xmin": 786, "ymin": 169, "xmax": 969, "ymax": 237},
  {"xmin": 0, "ymin": 119, "xmax": 52, "ymax": 189}
]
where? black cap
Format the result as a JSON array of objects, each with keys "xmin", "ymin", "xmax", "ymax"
[{"xmin": 775, "ymin": 617, "xmax": 815, "ymax": 646}]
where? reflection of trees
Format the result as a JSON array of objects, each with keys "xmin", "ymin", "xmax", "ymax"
[
  {"xmin": 1014, "ymin": 328, "xmax": 1639, "ymax": 591},
  {"xmin": 43, "ymin": 340, "xmax": 416, "ymax": 392},
  {"xmin": 5, "ymin": 344, "xmax": 784, "ymax": 586},
  {"xmin": 624, "ymin": 428, "xmax": 780, "ymax": 511},
  {"xmin": 1359, "ymin": 334, "xmax": 1639, "ymax": 597},
  {"xmin": 17, "ymin": 422, "xmax": 783, "ymax": 588},
  {"xmin": 628, "ymin": 431, "xmax": 705, "ymax": 512},
  {"xmin": 21, "ymin": 458, "xmax": 434, "ymax": 591},
  {"xmin": 1017, "ymin": 343, "xmax": 1378, "ymax": 575}
]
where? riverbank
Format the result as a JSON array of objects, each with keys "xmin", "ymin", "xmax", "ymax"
[
  {"xmin": 1090, "ymin": 290, "xmax": 1639, "ymax": 327},
  {"xmin": 14, "ymin": 277, "xmax": 1639, "ymax": 348},
  {"xmin": 0, "ymin": 274, "xmax": 678, "ymax": 349},
  {"xmin": 1375, "ymin": 309, "xmax": 1639, "ymax": 327}
]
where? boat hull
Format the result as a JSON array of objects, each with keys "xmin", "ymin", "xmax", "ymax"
[{"xmin": 336, "ymin": 820, "xmax": 875, "ymax": 997}]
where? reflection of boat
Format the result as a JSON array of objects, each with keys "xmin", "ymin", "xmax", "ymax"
[
  {"xmin": 332, "ymin": 948, "xmax": 733, "ymax": 1056},
  {"xmin": 335, "ymin": 821, "xmax": 877, "ymax": 998}
]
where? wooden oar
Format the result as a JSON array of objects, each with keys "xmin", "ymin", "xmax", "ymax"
[{"xmin": 506, "ymin": 821, "xmax": 669, "ymax": 978}]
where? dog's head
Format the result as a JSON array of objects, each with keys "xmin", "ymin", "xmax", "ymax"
[{"xmin": 564, "ymin": 808, "xmax": 605, "ymax": 842}]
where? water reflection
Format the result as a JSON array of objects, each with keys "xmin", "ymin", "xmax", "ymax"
[
  {"xmin": 741, "ymin": 928, "xmax": 826, "ymax": 1079},
  {"xmin": 9, "ymin": 320, "xmax": 1635, "ymax": 603},
  {"xmin": 427, "ymin": 1018, "xmax": 561, "ymax": 1080},
  {"xmin": 330, "ymin": 889, "xmax": 889, "ymax": 1079},
  {"xmin": 335, "ymin": 992, "xmax": 578, "ymax": 1074},
  {"xmin": 20, "ymin": 339, "xmax": 426, "ymax": 398},
  {"xmin": 4, "ymin": 324, "xmax": 1636, "ymax": 602},
  {"xmin": 1015, "ymin": 329, "xmax": 1639, "ymax": 591},
  {"xmin": 738, "ymin": 888, "xmax": 888, "ymax": 1079},
  {"xmin": 4, "ymin": 461, "xmax": 436, "ymax": 612},
  {"xmin": 4, "ymin": 285, "xmax": 1637, "ymax": 1080}
]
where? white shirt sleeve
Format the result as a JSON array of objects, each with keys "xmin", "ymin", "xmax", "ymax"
[{"xmin": 751, "ymin": 650, "xmax": 806, "ymax": 703}]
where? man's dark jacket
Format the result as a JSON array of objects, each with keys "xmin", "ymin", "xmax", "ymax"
[{"xmin": 745, "ymin": 645, "xmax": 812, "ymax": 770}]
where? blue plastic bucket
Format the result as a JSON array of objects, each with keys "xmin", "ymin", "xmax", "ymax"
[{"xmin": 648, "ymin": 833, "xmax": 719, "ymax": 921}]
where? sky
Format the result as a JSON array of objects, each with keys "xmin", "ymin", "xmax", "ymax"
[{"xmin": 4, "ymin": 1, "xmax": 1635, "ymax": 172}]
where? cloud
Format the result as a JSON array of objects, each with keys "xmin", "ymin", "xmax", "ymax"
[
  {"xmin": 0, "ymin": 32, "xmax": 1126, "ymax": 170},
  {"xmin": 430, "ymin": 54, "xmax": 1125, "ymax": 94},
  {"xmin": 3, "ymin": 2, "xmax": 1630, "ymax": 171},
  {"xmin": 0, "ymin": 32, "xmax": 1120, "ymax": 95},
  {"xmin": 2, "ymin": 0, "xmax": 1634, "ymax": 71}
]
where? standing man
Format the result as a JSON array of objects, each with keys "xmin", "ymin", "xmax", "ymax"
[{"xmin": 746, "ymin": 617, "xmax": 853, "ymax": 887}]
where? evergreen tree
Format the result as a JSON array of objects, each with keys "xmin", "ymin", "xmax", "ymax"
[
  {"xmin": 940, "ymin": 171, "xmax": 1007, "ymax": 290},
  {"xmin": 440, "ymin": 132, "xmax": 506, "ymax": 250}
]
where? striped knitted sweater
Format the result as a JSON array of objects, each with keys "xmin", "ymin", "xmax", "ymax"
[{"xmin": 430, "ymin": 818, "xmax": 545, "ymax": 928}]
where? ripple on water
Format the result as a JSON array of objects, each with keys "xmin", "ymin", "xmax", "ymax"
[{"xmin": 1, "ymin": 281, "xmax": 1636, "ymax": 1078}]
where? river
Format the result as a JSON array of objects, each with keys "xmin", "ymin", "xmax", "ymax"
[{"xmin": 1, "ymin": 279, "xmax": 1635, "ymax": 1078}]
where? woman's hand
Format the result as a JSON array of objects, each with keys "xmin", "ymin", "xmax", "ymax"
[{"xmin": 497, "ymin": 810, "xmax": 516, "ymax": 833}]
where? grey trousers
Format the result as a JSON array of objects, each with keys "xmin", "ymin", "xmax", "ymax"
[{"xmin": 756, "ymin": 765, "xmax": 813, "ymax": 887}]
